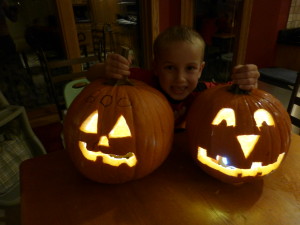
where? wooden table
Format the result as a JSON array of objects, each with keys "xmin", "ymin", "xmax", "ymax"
[{"xmin": 20, "ymin": 133, "xmax": 300, "ymax": 225}]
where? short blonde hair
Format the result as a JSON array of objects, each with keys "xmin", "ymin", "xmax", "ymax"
[{"xmin": 153, "ymin": 25, "xmax": 206, "ymax": 60}]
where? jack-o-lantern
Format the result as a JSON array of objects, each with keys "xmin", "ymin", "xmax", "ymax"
[
  {"xmin": 186, "ymin": 84, "xmax": 291, "ymax": 184},
  {"xmin": 64, "ymin": 78, "xmax": 174, "ymax": 184}
]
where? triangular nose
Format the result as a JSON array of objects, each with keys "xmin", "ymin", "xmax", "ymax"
[{"xmin": 237, "ymin": 135, "xmax": 260, "ymax": 158}]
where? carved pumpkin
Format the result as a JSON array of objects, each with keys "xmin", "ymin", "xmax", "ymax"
[
  {"xmin": 186, "ymin": 84, "xmax": 291, "ymax": 184},
  {"xmin": 63, "ymin": 79, "xmax": 174, "ymax": 184}
]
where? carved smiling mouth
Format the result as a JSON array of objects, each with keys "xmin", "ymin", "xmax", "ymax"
[
  {"xmin": 197, "ymin": 147, "xmax": 285, "ymax": 177},
  {"xmin": 79, "ymin": 141, "xmax": 137, "ymax": 167}
]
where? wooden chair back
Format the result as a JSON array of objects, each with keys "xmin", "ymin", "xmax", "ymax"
[
  {"xmin": 44, "ymin": 55, "xmax": 99, "ymax": 119},
  {"xmin": 287, "ymin": 72, "xmax": 300, "ymax": 134},
  {"xmin": 91, "ymin": 24, "xmax": 118, "ymax": 61}
]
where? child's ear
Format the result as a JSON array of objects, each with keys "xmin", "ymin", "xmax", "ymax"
[
  {"xmin": 198, "ymin": 61, "xmax": 205, "ymax": 79},
  {"xmin": 200, "ymin": 61, "xmax": 205, "ymax": 70}
]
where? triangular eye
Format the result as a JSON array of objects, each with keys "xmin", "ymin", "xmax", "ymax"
[
  {"xmin": 80, "ymin": 110, "xmax": 98, "ymax": 133},
  {"xmin": 109, "ymin": 115, "xmax": 131, "ymax": 138},
  {"xmin": 254, "ymin": 109, "xmax": 275, "ymax": 128},
  {"xmin": 212, "ymin": 108, "xmax": 236, "ymax": 126}
]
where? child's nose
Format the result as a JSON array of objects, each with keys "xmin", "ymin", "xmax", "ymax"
[{"xmin": 175, "ymin": 70, "xmax": 186, "ymax": 83}]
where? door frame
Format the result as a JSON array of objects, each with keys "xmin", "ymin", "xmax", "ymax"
[
  {"xmin": 139, "ymin": 0, "xmax": 159, "ymax": 69},
  {"xmin": 55, "ymin": 0, "xmax": 81, "ymax": 59}
]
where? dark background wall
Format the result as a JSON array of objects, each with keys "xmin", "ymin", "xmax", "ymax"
[{"xmin": 158, "ymin": 0, "xmax": 292, "ymax": 68}]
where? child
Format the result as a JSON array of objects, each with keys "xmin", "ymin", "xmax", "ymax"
[{"xmin": 87, "ymin": 25, "xmax": 260, "ymax": 128}]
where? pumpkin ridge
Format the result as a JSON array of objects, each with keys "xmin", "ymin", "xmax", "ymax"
[{"xmin": 137, "ymin": 86, "xmax": 171, "ymax": 172}]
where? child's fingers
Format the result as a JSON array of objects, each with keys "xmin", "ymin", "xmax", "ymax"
[
  {"xmin": 107, "ymin": 53, "xmax": 130, "ymax": 66},
  {"xmin": 231, "ymin": 64, "xmax": 260, "ymax": 91},
  {"xmin": 233, "ymin": 64, "xmax": 257, "ymax": 72},
  {"xmin": 232, "ymin": 64, "xmax": 260, "ymax": 80},
  {"xmin": 237, "ymin": 84, "xmax": 257, "ymax": 91},
  {"xmin": 106, "ymin": 66, "xmax": 131, "ymax": 79},
  {"xmin": 105, "ymin": 53, "xmax": 131, "ymax": 79}
]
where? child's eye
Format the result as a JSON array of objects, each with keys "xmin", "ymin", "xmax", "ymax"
[
  {"xmin": 186, "ymin": 66, "xmax": 197, "ymax": 72},
  {"xmin": 164, "ymin": 65, "xmax": 175, "ymax": 71}
]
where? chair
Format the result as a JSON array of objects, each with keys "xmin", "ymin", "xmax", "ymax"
[
  {"xmin": 92, "ymin": 24, "xmax": 117, "ymax": 61},
  {"xmin": 259, "ymin": 67, "xmax": 298, "ymax": 90},
  {"xmin": 103, "ymin": 23, "xmax": 117, "ymax": 54},
  {"xmin": 0, "ymin": 91, "xmax": 46, "ymax": 207},
  {"xmin": 91, "ymin": 28, "xmax": 105, "ymax": 61},
  {"xmin": 78, "ymin": 32, "xmax": 89, "ymax": 58},
  {"xmin": 64, "ymin": 78, "xmax": 90, "ymax": 108},
  {"xmin": 43, "ymin": 55, "xmax": 99, "ymax": 120},
  {"xmin": 287, "ymin": 72, "xmax": 300, "ymax": 134}
]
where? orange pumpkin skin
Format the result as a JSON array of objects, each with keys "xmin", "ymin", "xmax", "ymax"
[
  {"xmin": 63, "ymin": 79, "xmax": 174, "ymax": 184},
  {"xmin": 186, "ymin": 84, "xmax": 291, "ymax": 184}
]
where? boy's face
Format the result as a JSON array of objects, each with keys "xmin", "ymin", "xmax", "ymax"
[{"xmin": 154, "ymin": 40, "xmax": 205, "ymax": 101}]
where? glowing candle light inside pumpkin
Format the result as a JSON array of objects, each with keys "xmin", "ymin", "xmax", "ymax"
[
  {"xmin": 254, "ymin": 109, "xmax": 275, "ymax": 129},
  {"xmin": 212, "ymin": 108, "xmax": 235, "ymax": 126},
  {"xmin": 197, "ymin": 147, "xmax": 285, "ymax": 177},
  {"xmin": 80, "ymin": 110, "xmax": 98, "ymax": 134},
  {"xmin": 79, "ymin": 141, "xmax": 137, "ymax": 167},
  {"xmin": 99, "ymin": 136, "xmax": 109, "ymax": 147},
  {"xmin": 109, "ymin": 115, "xmax": 131, "ymax": 138},
  {"xmin": 236, "ymin": 135, "xmax": 260, "ymax": 158}
]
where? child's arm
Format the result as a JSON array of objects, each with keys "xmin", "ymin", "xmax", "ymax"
[
  {"xmin": 231, "ymin": 64, "xmax": 260, "ymax": 91},
  {"xmin": 87, "ymin": 53, "xmax": 131, "ymax": 81}
]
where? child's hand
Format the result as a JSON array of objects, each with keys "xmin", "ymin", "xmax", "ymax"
[
  {"xmin": 104, "ymin": 53, "xmax": 131, "ymax": 79},
  {"xmin": 231, "ymin": 64, "xmax": 260, "ymax": 91}
]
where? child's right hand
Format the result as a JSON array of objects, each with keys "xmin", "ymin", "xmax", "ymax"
[{"xmin": 104, "ymin": 53, "xmax": 131, "ymax": 79}]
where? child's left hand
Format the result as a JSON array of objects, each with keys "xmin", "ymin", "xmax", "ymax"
[{"xmin": 231, "ymin": 64, "xmax": 260, "ymax": 91}]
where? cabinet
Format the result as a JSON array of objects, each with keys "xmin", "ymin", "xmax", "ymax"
[
  {"xmin": 71, "ymin": 0, "xmax": 93, "ymax": 56},
  {"xmin": 71, "ymin": 0, "xmax": 141, "ymax": 65},
  {"xmin": 56, "ymin": 0, "xmax": 158, "ymax": 68}
]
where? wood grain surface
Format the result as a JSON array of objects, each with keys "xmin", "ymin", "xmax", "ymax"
[{"xmin": 20, "ymin": 133, "xmax": 300, "ymax": 225}]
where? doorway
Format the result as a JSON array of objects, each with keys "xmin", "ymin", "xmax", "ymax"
[{"xmin": 193, "ymin": 0, "xmax": 243, "ymax": 82}]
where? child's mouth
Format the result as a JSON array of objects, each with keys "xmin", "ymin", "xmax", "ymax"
[{"xmin": 171, "ymin": 86, "xmax": 186, "ymax": 95}]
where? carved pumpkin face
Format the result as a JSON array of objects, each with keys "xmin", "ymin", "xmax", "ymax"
[
  {"xmin": 64, "ymin": 79, "xmax": 174, "ymax": 184},
  {"xmin": 186, "ymin": 85, "xmax": 291, "ymax": 184},
  {"xmin": 79, "ymin": 113, "xmax": 137, "ymax": 167}
]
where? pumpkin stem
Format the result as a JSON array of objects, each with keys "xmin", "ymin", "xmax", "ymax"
[
  {"xmin": 104, "ymin": 77, "xmax": 134, "ymax": 86},
  {"xmin": 228, "ymin": 84, "xmax": 250, "ymax": 95}
]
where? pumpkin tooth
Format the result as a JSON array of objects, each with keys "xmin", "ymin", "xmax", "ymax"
[{"xmin": 109, "ymin": 152, "xmax": 134, "ymax": 159}]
